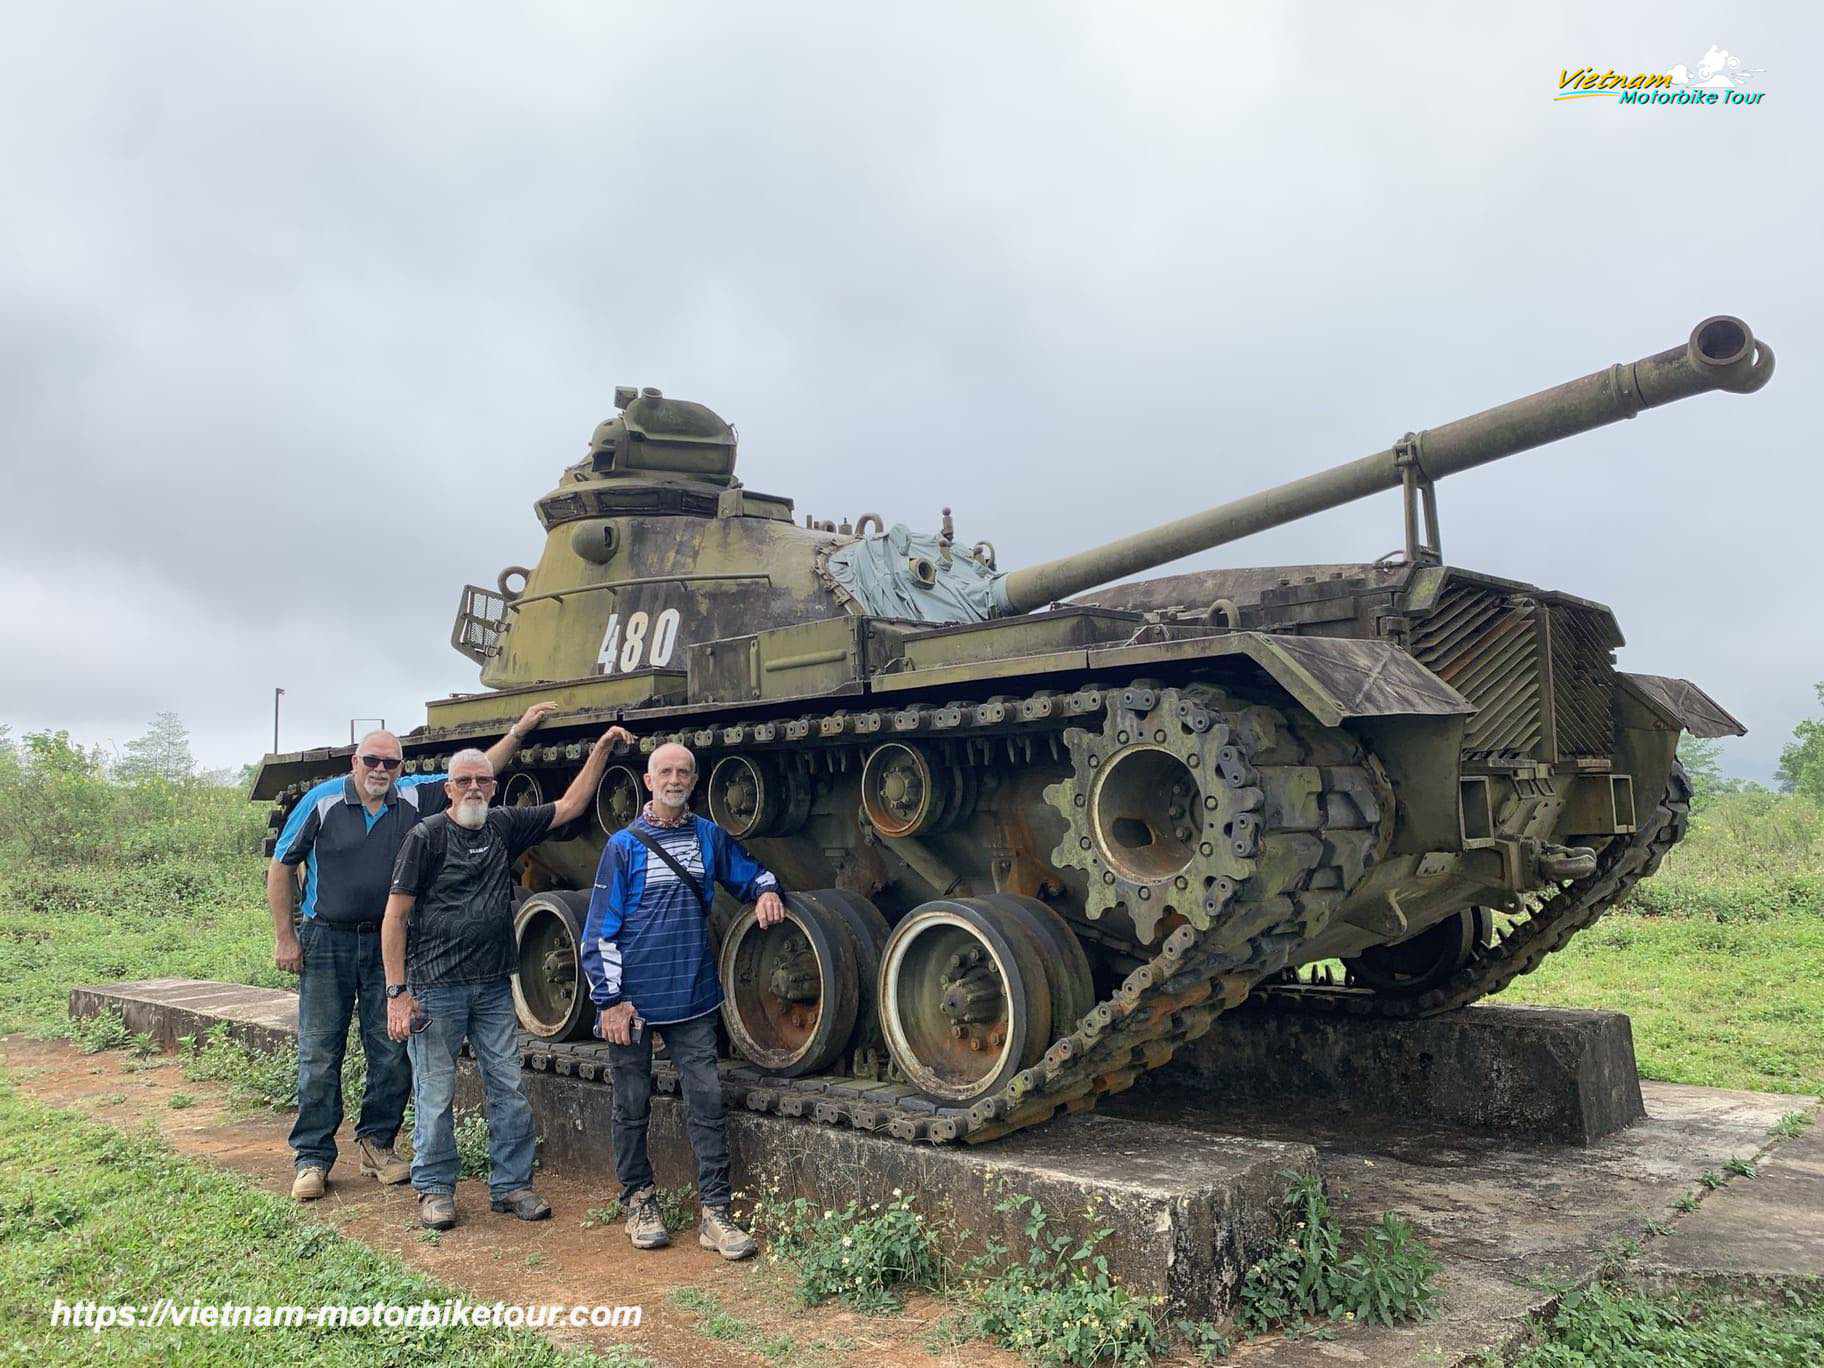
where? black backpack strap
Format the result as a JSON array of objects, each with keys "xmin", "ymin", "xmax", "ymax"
[{"xmin": 628, "ymin": 826, "xmax": 710, "ymax": 917}]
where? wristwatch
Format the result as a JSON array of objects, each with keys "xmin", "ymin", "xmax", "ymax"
[{"xmin": 385, "ymin": 983, "xmax": 408, "ymax": 999}]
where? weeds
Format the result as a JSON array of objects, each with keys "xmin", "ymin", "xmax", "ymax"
[
  {"xmin": 957, "ymin": 1193, "xmax": 1167, "ymax": 1366},
  {"xmin": 750, "ymin": 1186, "xmax": 946, "ymax": 1313},
  {"xmin": 167, "ymin": 1093, "xmax": 194, "ymax": 1110},
  {"xmin": 1771, "ymin": 1111, "xmax": 1815, "ymax": 1140},
  {"xmin": 1723, "ymin": 1156, "xmax": 1758, "ymax": 1179},
  {"xmin": 69, "ymin": 1007, "xmax": 132, "ymax": 1054},
  {"xmin": 1674, "ymin": 1191, "xmax": 1700, "ymax": 1213},
  {"xmin": 1236, "ymin": 1172, "xmax": 1439, "ymax": 1335},
  {"xmin": 1514, "ymin": 1281, "xmax": 1824, "ymax": 1366},
  {"xmin": 580, "ymin": 1200, "xmax": 625, "ymax": 1229},
  {"xmin": 1698, "ymin": 1170, "xmax": 1727, "ymax": 1191},
  {"xmin": 181, "ymin": 1023, "xmax": 300, "ymax": 1112}
]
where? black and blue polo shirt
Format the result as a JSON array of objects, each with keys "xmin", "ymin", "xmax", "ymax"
[{"xmin": 274, "ymin": 774, "xmax": 449, "ymax": 926}]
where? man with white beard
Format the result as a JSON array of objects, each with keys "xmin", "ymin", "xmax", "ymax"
[
  {"xmin": 383, "ymin": 728, "xmax": 630, "ymax": 1230},
  {"xmin": 269, "ymin": 704, "xmax": 556, "ymax": 1202}
]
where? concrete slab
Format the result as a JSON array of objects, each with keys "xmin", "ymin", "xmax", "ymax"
[
  {"xmin": 69, "ymin": 979, "xmax": 299, "ymax": 1057},
  {"xmin": 1635, "ymin": 1106, "xmax": 1824, "ymax": 1295},
  {"xmin": 1164, "ymin": 1002, "xmax": 1645, "ymax": 1144},
  {"xmin": 486, "ymin": 1067, "xmax": 1316, "ymax": 1315},
  {"xmin": 66, "ymin": 979, "xmax": 1313, "ymax": 1316},
  {"xmin": 65, "ymin": 978, "xmax": 1823, "ymax": 1362},
  {"xmin": 1103, "ymin": 1079, "xmax": 1818, "ymax": 1364}
]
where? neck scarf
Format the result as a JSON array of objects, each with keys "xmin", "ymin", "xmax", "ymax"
[{"xmin": 641, "ymin": 800, "xmax": 691, "ymax": 830}]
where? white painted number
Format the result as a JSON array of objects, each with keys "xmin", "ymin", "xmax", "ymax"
[
  {"xmin": 597, "ymin": 607, "xmax": 684, "ymax": 675},
  {"xmin": 619, "ymin": 612, "xmax": 650, "ymax": 672},
  {"xmin": 596, "ymin": 614, "xmax": 622, "ymax": 673},
  {"xmin": 649, "ymin": 608, "xmax": 681, "ymax": 667}
]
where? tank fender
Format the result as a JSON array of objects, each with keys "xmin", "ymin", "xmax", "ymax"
[
  {"xmin": 1185, "ymin": 632, "xmax": 1475, "ymax": 728},
  {"xmin": 1616, "ymin": 673, "xmax": 1746, "ymax": 738}
]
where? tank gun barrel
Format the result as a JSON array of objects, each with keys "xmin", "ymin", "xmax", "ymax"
[{"xmin": 991, "ymin": 315, "xmax": 1774, "ymax": 616}]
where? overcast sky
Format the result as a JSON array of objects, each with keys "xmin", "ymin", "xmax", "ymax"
[{"xmin": 4, "ymin": 3, "xmax": 1817, "ymax": 782}]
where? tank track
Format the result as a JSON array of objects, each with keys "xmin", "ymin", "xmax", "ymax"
[
  {"xmin": 1255, "ymin": 761, "xmax": 1692, "ymax": 1019},
  {"xmin": 267, "ymin": 680, "xmax": 1391, "ymax": 1144}
]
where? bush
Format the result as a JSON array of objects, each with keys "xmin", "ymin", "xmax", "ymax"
[
  {"xmin": 960, "ymin": 1193, "xmax": 1167, "ymax": 1367},
  {"xmin": 751, "ymin": 1186, "xmax": 947, "ymax": 1313},
  {"xmin": 1237, "ymin": 1172, "xmax": 1439, "ymax": 1336}
]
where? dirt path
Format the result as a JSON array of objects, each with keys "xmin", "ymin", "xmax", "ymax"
[{"xmin": 2, "ymin": 1037, "xmax": 1016, "ymax": 1368}]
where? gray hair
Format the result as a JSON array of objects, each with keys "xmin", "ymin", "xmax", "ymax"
[
  {"xmin": 356, "ymin": 729, "xmax": 401, "ymax": 754},
  {"xmin": 448, "ymin": 747, "xmax": 493, "ymax": 775}
]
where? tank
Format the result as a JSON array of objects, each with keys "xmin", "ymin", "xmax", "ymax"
[{"xmin": 254, "ymin": 317, "xmax": 1774, "ymax": 1143}]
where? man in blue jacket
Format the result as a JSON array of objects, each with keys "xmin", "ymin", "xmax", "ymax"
[{"xmin": 581, "ymin": 740, "xmax": 783, "ymax": 1260}]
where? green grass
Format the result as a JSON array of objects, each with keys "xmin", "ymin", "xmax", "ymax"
[
  {"xmin": 0, "ymin": 1075, "xmax": 603, "ymax": 1366},
  {"xmin": 0, "ymin": 756, "xmax": 281, "ymax": 1039},
  {"xmin": 1497, "ymin": 789, "xmax": 1824, "ymax": 1095},
  {"xmin": 1511, "ymin": 1281, "xmax": 1824, "ymax": 1366}
]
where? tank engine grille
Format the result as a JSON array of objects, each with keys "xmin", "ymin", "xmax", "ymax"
[
  {"xmin": 1412, "ymin": 583, "xmax": 1616, "ymax": 764},
  {"xmin": 1548, "ymin": 603, "xmax": 1619, "ymax": 758},
  {"xmin": 1413, "ymin": 584, "xmax": 1542, "ymax": 761}
]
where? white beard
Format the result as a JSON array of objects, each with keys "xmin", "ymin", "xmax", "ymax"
[{"xmin": 451, "ymin": 797, "xmax": 489, "ymax": 829}]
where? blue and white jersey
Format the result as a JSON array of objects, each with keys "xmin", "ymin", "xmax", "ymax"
[{"xmin": 580, "ymin": 814, "xmax": 778, "ymax": 1026}]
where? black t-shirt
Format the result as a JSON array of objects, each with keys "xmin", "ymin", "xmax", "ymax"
[{"xmin": 390, "ymin": 804, "xmax": 556, "ymax": 988}]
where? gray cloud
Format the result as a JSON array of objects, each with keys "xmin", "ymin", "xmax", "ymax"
[{"xmin": 4, "ymin": 3, "xmax": 1817, "ymax": 780}]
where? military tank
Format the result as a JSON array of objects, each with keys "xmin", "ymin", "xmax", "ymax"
[{"xmin": 254, "ymin": 316, "xmax": 1773, "ymax": 1143}]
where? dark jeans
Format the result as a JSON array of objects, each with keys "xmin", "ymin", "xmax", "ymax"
[
  {"xmin": 607, "ymin": 1010, "xmax": 731, "ymax": 1208},
  {"xmin": 289, "ymin": 918, "xmax": 411, "ymax": 1172},
  {"xmin": 406, "ymin": 976, "xmax": 538, "ymax": 1200}
]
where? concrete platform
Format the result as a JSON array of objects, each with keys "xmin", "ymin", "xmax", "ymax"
[
  {"xmin": 68, "ymin": 978, "xmax": 300, "ymax": 1056},
  {"xmin": 67, "ymin": 978, "xmax": 1823, "ymax": 1357},
  {"xmin": 1164, "ymin": 1002, "xmax": 1646, "ymax": 1144},
  {"xmin": 1102, "ymin": 1080, "xmax": 1819, "ymax": 1363},
  {"xmin": 69, "ymin": 979, "xmax": 1311, "ymax": 1314},
  {"xmin": 500, "ymin": 1065, "xmax": 1315, "ymax": 1314}
]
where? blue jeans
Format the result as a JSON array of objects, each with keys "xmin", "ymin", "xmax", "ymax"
[
  {"xmin": 289, "ymin": 918, "xmax": 411, "ymax": 1172},
  {"xmin": 406, "ymin": 976, "xmax": 537, "ymax": 1200}
]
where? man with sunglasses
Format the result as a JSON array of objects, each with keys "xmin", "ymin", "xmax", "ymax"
[
  {"xmin": 383, "ymin": 727, "xmax": 632, "ymax": 1231},
  {"xmin": 268, "ymin": 703, "xmax": 557, "ymax": 1202}
]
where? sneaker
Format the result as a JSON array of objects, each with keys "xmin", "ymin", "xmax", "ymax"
[
  {"xmin": 625, "ymin": 1186, "xmax": 670, "ymax": 1250},
  {"xmin": 698, "ymin": 1205, "xmax": 756, "ymax": 1261},
  {"xmin": 418, "ymin": 1191, "xmax": 457, "ymax": 1230},
  {"xmin": 356, "ymin": 1138, "xmax": 410, "ymax": 1185},
  {"xmin": 490, "ymin": 1188, "xmax": 552, "ymax": 1221},
  {"xmin": 291, "ymin": 1166, "xmax": 327, "ymax": 1202}
]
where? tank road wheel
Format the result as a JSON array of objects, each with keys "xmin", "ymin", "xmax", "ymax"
[
  {"xmin": 1345, "ymin": 908, "xmax": 1493, "ymax": 997},
  {"xmin": 708, "ymin": 754, "xmax": 811, "ymax": 839},
  {"xmin": 502, "ymin": 771, "xmax": 543, "ymax": 809},
  {"xmin": 594, "ymin": 763, "xmax": 644, "ymax": 835},
  {"xmin": 719, "ymin": 891, "xmax": 885, "ymax": 1076},
  {"xmin": 512, "ymin": 890, "xmax": 594, "ymax": 1041},
  {"xmin": 879, "ymin": 897, "xmax": 1092, "ymax": 1104}
]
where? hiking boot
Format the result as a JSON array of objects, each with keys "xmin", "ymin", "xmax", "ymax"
[
  {"xmin": 490, "ymin": 1189, "xmax": 552, "ymax": 1221},
  {"xmin": 356, "ymin": 1138, "xmax": 410, "ymax": 1185},
  {"xmin": 625, "ymin": 1186, "xmax": 670, "ymax": 1250},
  {"xmin": 698, "ymin": 1205, "xmax": 756, "ymax": 1261},
  {"xmin": 291, "ymin": 1166, "xmax": 327, "ymax": 1201},
  {"xmin": 418, "ymin": 1191, "xmax": 457, "ymax": 1230}
]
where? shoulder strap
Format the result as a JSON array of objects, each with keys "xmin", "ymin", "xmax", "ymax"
[{"xmin": 628, "ymin": 825, "xmax": 710, "ymax": 916}]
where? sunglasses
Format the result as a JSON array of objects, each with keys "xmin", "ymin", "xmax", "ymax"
[
  {"xmin": 450, "ymin": 775, "xmax": 496, "ymax": 791},
  {"xmin": 358, "ymin": 755, "xmax": 403, "ymax": 771}
]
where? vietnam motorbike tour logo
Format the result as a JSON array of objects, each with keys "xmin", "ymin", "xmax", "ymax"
[{"xmin": 1556, "ymin": 46, "xmax": 1766, "ymax": 106}]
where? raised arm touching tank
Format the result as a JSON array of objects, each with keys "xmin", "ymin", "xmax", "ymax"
[{"xmin": 990, "ymin": 316, "xmax": 1774, "ymax": 616}]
